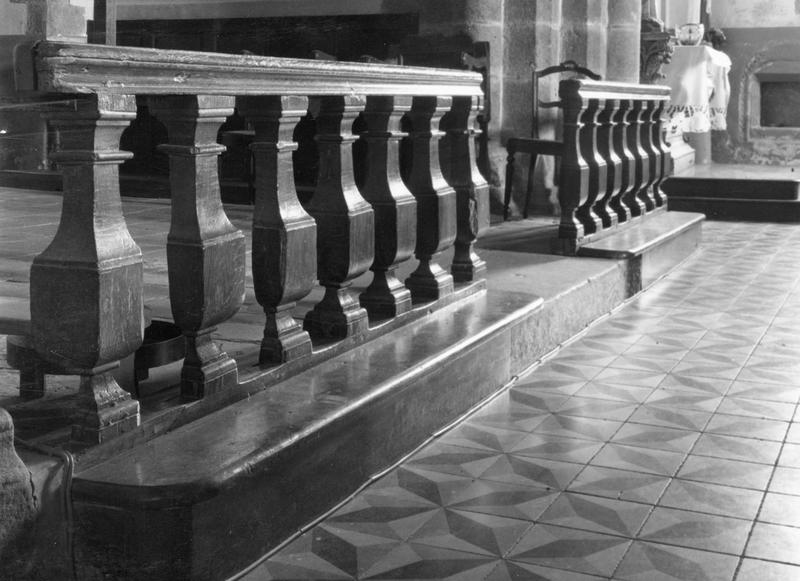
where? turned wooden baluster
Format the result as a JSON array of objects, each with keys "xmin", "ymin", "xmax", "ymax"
[
  {"xmin": 611, "ymin": 100, "xmax": 635, "ymax": 223},
  {"xmin": 557, "ymin": 83, "xmax": 590, "ymax": 242},
  {"xmin": 625, "ymin": 99, "xmax": 649, "ymax": 217},
  {"xmin": 238, "ymin": 96, "xmax": 317, "ymax": 364},
  {"xmin": 402, "ymin": 96, "xmax": 456, "ymax": 301},
  {"xmin": 31, "ymin": 94, "xmax": 141, "ymax": 443},
  {"xmin": 357, "ymin": 95, "xmax": 417, "ymax": 318},
  {"xmin": 150, "ymin": 95, "xmax": 246, "ymax": 399},
  {"xmin": 444, "ymin": 95, "xmax": 489, "ymax": 283},
  {"xmin": 639, "ymin": 99, "xmax": 659, "ymax": 212},
  {"xmin": 575, "ymin": 98, "xmax": 605, "ymax": 235},
  {"xmin": 595, "ymin": 98, "xmax": 621, "ymax": 229},
  {"xmin": 303, "ymin": 95, "xmax": 374, "ymax": 339},
  {"xmin": 651, "ymin": 99, "xmax": 671, "ymax": 207}
]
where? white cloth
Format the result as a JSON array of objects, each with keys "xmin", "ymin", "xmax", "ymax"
[{"xmin": 663, "ymin": 45, "xmax": 731, "ymax": 134}]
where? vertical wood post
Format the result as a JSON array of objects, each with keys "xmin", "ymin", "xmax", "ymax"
[
  {"xmin": 625, "ymin": 99, "xmax": 648, "ymax": 217},
  {"xmin": 402, "ymin": 96, "xmax": 456, "ymax": 301},
  {"xmin": 31, "ymin": 94, "xmax": 141, "ymax": 443},
  {"xmin": 639, "ymin": 99, "xmax": 659, "ymax": 212},
  {"xmin": 595, "ymin": 99, "xmax": 621, "ymax": 229},
  {"xmin": 239, "ymin": 96, "xmax": 317, "ymax": 364},
  {"xmin": 557, "ymin": 84, "xmax": 589, "ymax": 243},
  {"xmin": 303, "ymin": 95, "xmax": 374, "ymax": 339},
  {"xmin": 444, "ymin": 95, "xmax": 489, "ymax": 283},
  {"xmin": 611, "ymin": 100, "xmax": 635, "ymax": 223},
  {"xmin": 150, "ymin": 95, "xmax": 246, "ymax": 399},
  {"xmin": 651, "ymin": 99, "xmax": 670, "ymax": 207},
  {"xmin": 575, "ymin": 98, "xmax": 605, "ymax": 235},
  {"xmin": 357, "ymin": 95, "xmax": 417, "ymax": 318}
]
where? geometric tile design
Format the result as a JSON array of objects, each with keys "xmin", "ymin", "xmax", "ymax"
[{"xmin": 247, "ymin": 222, "xmax": 800, "ymax": 580}]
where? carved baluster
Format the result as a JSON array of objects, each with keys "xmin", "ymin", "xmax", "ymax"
[
  {"xmin": 595, "ymin": 99, "xmax": 621, "ymax": 229},
  {"xmin": 444, "ymin": 95, "xmax": 489, "ymax": 282},
  {"xmin": 639, "ymin": 99, "xmax": 659, "ymax": 212},
  {"xmin": 651, "ymin": 99, "xmax": 671, "ymax": 207},
  {"xmin": 610, "ymin": 100, "xmax": 635, "ymax": 223},
  {"xmin": 557, "ymin": 82, "xmax": 590, "ymax": 243},
  {"xmin": 625, "ymin": 99, "xmax": 648, "ymax": 217},
  {"xmin": 31, "ymin": 94, "xmax": 141, "ymax": 443},
  {"xmin": 575, "ymin": 98, "xmax": 605, "ymax": 235},
  {"xmin": 150, "ymin": 96, "xmax": 246, "ymax": 399},
  {"xmin": 402, "ymin": 96, "xmax": 456, "ymax": 301},
  {"xmin": 303, "ymin": 95, "xmax": 374, "ymax": 339},
  {"xmin": 357, "ymin": 96, "xmax": 416, "ymax": 318},
  {"xmin": 238, "ymin": 96, "xmax": 316, "ymax": 364}
]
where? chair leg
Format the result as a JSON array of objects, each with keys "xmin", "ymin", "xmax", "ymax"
[
  {"xmin": 503, "ymin": 145, "xmax": 516, "ymax": 221},
  {"xmin": 523, "ymin": 153, "xmax": 538, "ymax": 219}
]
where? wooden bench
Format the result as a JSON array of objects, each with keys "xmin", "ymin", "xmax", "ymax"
[{"xmin": 504, "ymin": 77, "xmax": 671, "ymax": 253}]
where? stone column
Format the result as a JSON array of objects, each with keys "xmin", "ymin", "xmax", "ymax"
[
  {"xmin": 607, "ymin": 0, "xmax": 642, "ymax": 83},
  {"xmin": 561, "ymin": 0, "xmax": 609, "ymax": 78}
]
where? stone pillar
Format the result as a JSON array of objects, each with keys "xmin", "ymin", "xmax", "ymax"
[
  {"xmin": 561, "ymin": 0, "xmax": 609, "ymax": 78},
  {"xmin": 607, "ymin": 0, "xmax": 642, "ymax": 83}
]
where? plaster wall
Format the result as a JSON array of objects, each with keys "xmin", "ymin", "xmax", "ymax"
[
  {"xmin": 713, "ymin": 0, "xmax": 800, "ymax": 28},
  {"xmin": 0, "ymin": 1, "xmax": 27, "ymax": 35}
]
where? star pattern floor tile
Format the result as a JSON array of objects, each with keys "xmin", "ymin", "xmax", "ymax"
[{"xmin": 247, "ymin": 222, "xmax": 800, "ymax": 581}]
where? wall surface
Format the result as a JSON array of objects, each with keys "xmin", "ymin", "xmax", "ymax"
[{"xmin": 713, "ymin": 0, "xmax": 800, "ymax": 28}]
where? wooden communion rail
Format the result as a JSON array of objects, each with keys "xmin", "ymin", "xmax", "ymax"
[
  {"xmin": 12, "ymin": 41, "xmax": 488, "ymax": 444},
  {"xmin": 505, "ymin": 79, "xmax": 672, "ymax": 253}
]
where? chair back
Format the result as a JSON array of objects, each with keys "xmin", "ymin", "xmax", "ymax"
[{"xmin": 531, "ymin": 60, "xmax": 601, "ymax": 138}]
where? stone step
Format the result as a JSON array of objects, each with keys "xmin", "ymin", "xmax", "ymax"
[
  {"xmin": 577, "ymin": 210, "xmax": 705, "ymax": 289},
  {"xmin": 66, "ymin": 239, "xmax": 653, "ymax": 581},
  {"xmin": 668, "ymin": 196, "xmax": 800, "ymax": 222}
]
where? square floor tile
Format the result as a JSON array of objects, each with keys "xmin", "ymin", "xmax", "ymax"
[
  {"xmin": 658, "ymin": 479, "xmax": 763, "ymax": 520},
  {"xmin": 671, "ymin": 360, "xmax": 741, "ymax": 381},
  {"xmin": 607, "ymin": 354, "xmax": 679, "ymax": 374},
  {"xmin": 627, "ymin": 405, "xmax": 710, "ymax": 432},
  {"xmin": 567, "ymin": 465, "xmax": 670, "ymax": 505},
  {"xmin": 736, "ymin": 559, "xmax": 800, "ymax": 581},
  {"xmin": 537, "ymin": 492, "xmax": 652, "ymax": 538},
  {"xmin": 704, "ymin": 415, "xmax": 789, "ymax": 442},
  {"xmin": 439, "ymin": 423, "xmax": 531, "ymax": 454},
  {"xmin": 715, "ymin": 397, "xmax": 796, "ymax": 421},
  {"xmin": 507, "ymin": 523, "xmax": 631, "ymax": 578},
  {"xmin": 691, "ymin": 433, "xmax": 783, "ymax": 465},
  {"xmin": 726, "ymin": 380, "xmax": 800, "ymax": 403},
  {"xmin": 645, "ymin": 390, "xmax": 722, "ymax": 413},
  {"xmin": 614, "ymin": 540, "xmax": 738, "ymax": 581},
  {"xmin": 638, "ymin": 507, "xmax": 751, "ymax": 555},
  {"xmin": 745, "ymin": 522, "xmax": 800, "ymax": 565},
  {"xmin": 360, "ymin": 543, "xmax": 499, "ymax": 580},
  {"xmin": 572, "ymin": 381, "xmax": 655, "ymax": 404},
  {"xmin": 406, "ymin": 508, "xmax": 532, "ymax": 558},
  {"xmin": 658, "ymin": 373, "xmax": 731, "ymax": 396},
  {"xmin": 610, "ymin": 424, "xmax": 700, "ymax": 454},
  {"xmin": 769, "ymin": 466, "xmax": 800, "ymax": 496},
  {"xmin": 555, "ymin": 397, "xmax": 638, "ymax": 422},
  {"xmin": 593, "ymin": 368, "xmax": 666, "ymax": 389},
  {"xmin": 590, "ymin": 444, "xmax": 685, "ymax": 477},
  {"xmin": 406, "ymin": 442, "xmax": 506, "ymax": 479},
  {"xmin": 676, "ymin": 456, "xmax": 773, "ymax": 490},
  {"xmin": 511, "ymin": 434, "xmax": 604, "ymax": 464},
  {"xmin": 485, "ymin": 561, "xmax": 605, "ymax": 580},
  {"xmin": 533, "ymin": 415, "xmax": 623, "ymax": 443},
  {"xmin": 478, "ymin": 454, "xmax": 583, "ymax": 492},
  {"xmin": 758, "ymin": 492, "xmax": 800, "ymax": 528},
  {"xmin": 788, "ymin": 423, "xmax": 800, "ymax": 444},
  {"xmin": 779, "ymin": 442, "xmax": 800, "ymax": 468}
]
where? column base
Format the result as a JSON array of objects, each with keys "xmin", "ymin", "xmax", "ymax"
[
  {"xmin": 360, "ymin": 270, "xmax": 413, "ymax": 319},
  {"xmin": 405, "ymin": 258, "xmax": 455, "ymax": 302},
  {"xmin": 71, "ymin": 372, "xmax": 140, "ymax": 444},
  {"xmin": 451, "ymin": 247, "xmax": 487, "ymax": 284},
  {"xmin": 260, "ymin": 305, "xmax": 313, "ymax": 365},
  {"xmin": 181, "ymin": 332, "xmax": 239, "ymax": 400},
  {"xmin": 304, "ymin": 286, "xmax": 369, "ymax": 340}
]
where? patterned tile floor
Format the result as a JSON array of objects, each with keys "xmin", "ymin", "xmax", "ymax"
[{"xmin": 243, "ymin": 221, "xmax": 800, "ymax": 581}]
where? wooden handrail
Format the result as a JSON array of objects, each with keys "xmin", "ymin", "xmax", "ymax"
[{"xmin": 29, "ymin": 41, "xmax": 484, "ymax": 98}]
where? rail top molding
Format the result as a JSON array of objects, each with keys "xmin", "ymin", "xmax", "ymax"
[
  {"xmin": 26, "ymin": 41, "xmax": 484, "ymax": 97},
  {"xmin": 559, "ymin": 78, "xmax": 671, "ymax": 102}
]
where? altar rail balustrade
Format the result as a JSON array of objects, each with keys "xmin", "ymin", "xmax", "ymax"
[
  {"xmin": 19, "ymin": 41, "xmax": 488, "ymax": 444},
  {"xmin": 506, "ymin": 79, "xmax": 671, "ymax": 253}
]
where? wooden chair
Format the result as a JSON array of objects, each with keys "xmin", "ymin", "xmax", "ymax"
[{"xmin": 503, "ymin": 61, "xmax": 601, "ymax": 220}]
